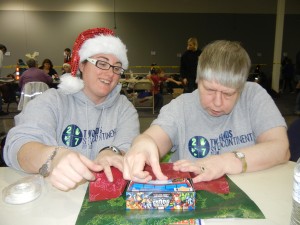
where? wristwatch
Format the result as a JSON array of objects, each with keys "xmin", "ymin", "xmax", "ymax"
[
  {"xmin": 39, "ymin": 147, "xmax": 59, "ymax": 177},
  {"xmin": 99, "ymin": 146, "xmax": 122, "ymax": 155},
  {"xmin": 232, "ymin": 151, "xmax": 247, "ymax": 173}
]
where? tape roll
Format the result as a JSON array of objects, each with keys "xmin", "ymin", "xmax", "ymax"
[{"xmin": 2, "ymin": 175, "xmax": 43, "ymax": 205}]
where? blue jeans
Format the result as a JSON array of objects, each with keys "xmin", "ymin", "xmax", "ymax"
[{"xmin": 154, "ymin": 93, "xmax": 163, "ymax": 110}]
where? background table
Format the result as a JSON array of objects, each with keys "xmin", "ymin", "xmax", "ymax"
[{"xmin": 0, "ymin": 161, "xmax": 295, "ymax": 225}]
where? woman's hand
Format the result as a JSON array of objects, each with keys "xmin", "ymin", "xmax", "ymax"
[
  {"xmin": 94, "ymin": 149, "xmax": 124, "ymax": 182},
  {"xmin": 173, "ymin": 155, "xmax": 227, "ymax": 183},
  {"xmin": 123, "ymin": 134, "xmax": 167, "ymax": 183},
  {"xmin": 49, "ymin": 148, "xmax": 102, "ymax": 191}
]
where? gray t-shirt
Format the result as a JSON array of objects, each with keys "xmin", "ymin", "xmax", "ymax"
[
  {"xmin": 152, "ymin": 82, "xmax": 286, "ymax": 162},
  {"xmin": 4, "ymin": 84, "xmax": 140, "ymax": 171}
]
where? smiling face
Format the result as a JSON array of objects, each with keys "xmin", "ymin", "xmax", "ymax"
[
  {"xmin": 198, "ymin": 79, "xmax": 240, "ymax": 117},
  {"xmin": 79, "ymin": 53, "xmax": 122, "ymax": 104}
]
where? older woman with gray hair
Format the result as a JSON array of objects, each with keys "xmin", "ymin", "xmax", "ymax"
[{"xmin": 123, "ymin": 40, "xmax": 290, "ymax": 184}]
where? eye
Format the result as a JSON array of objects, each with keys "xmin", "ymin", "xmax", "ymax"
[
  {"xmin": 115, "ymin": 66, "xmax": 125, "ymax": 74},
  {"xmin": 205, "ymin": 88, "xmax": 215, "ymax": 93},
  {"xmin": 114, "ymin": 67, "xmax": 122, "ymax": 72},
  {"xmin": 97, "ymin": 61, "xmax": 108, "ymax": 67},
  {"xmin": 223, "ymin": 92, "xmax": 236, "ymax": 97}
]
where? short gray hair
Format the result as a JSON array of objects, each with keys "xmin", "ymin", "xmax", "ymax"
[
  {"xmin": 26, "ymin": 58, "xmax": 37, "ymax": 68},
  {"xmin": 196, "ymin": 40, "xmax": 251, "ymax": 91}
]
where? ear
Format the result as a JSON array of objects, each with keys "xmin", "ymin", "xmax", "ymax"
[{"xmin": 78, "ymin": 62, "xmax": 85, "ymax": 72}]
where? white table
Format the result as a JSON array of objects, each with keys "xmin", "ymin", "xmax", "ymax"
[{"xmin": 0, "ymin": 161, "xmax": 295, "ymax": 225}]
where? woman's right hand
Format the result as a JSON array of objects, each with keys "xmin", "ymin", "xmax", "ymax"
[
  {"xmin": 123, "ymin": 134, "xmax": 167, "ymax": 183},
  {"xmin": 49, "ymin": 148, "xmax": 102, "ymax": 191}
]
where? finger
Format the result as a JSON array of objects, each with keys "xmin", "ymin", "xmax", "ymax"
[
  {"xmin": 131, "ymin": 175, "xmax": 153, "ymax": 183},
  {"xmin": 52, "ymin": 182, "xmax": 70, "ymax": 191},
  {"xmin": 132, "ymin": 170, "xmax": 151, "ymax": 180},
  {"xmin": 52, "ymin": 164, "xmax": 83, "ymax": 183},
  {"xmin": 110, "ymin": 156, "xmax": 124, "ymax": 173},
  {"xmin": 123, "ymin": 160, "xmax": 131, "ymax": 180},
  {"xmin": 192, "ymin": 174, "xmax": 206, "ymax": 183},
  {"xmin": 70, "ymin": 155, "xmax": 100, "ymax": 181},
  {"xmin": 186, "ymin": 164, "xmax": 203, "ymax": 174},
  {"xmin": 50, "ymin": 175, "xmax": 78, "ymax": 191},
  {"xmin": 123, "ymin": 158, "xmax": 131, "ymax": 180},
  {"xmin": 149, "ymin": 160, "xmax": 168, "ymax": 180},
  {"xmin": 173, "ymin": 159, "xmax": 189, "ymax": 166},
  {"xmin": 192, "ymin": 171, "xmax": 215, "ymax": 183},
  {"xmin": 124, "ymin": 154, "xmax": 147, "ymax": 180},
  {"xmin": 123, "ymin": 157, "xmax": 152, "ymax": 182},
  {"xmin": 103, "ymin": 165, "xmax": 113, "ymax": 182},
  {"xmin": 79, "ymin": 154, "xmax": 103, "ymax": 172},
  {"xmin": 173, "ymin": 160, "xmax": 194, "ymax": 171}
]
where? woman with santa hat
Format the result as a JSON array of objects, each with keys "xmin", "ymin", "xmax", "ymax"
[{"xmin": 3, "ymin": 28, "xmax": 139, "ymax": 191}]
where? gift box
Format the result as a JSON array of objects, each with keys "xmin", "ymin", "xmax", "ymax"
[
  {"xmin": 126, "ymin": 178, "xmax": 195, "ymax": 210},
  {"xmin": 89, "ymin": 163, "xmax": 229, "ymax": 203},
  {"xmin": 89, "ymin": 167, "xmax": 128, "ymax": 202}
]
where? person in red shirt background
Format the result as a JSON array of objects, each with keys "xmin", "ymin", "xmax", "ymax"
[
  {"xmin": 64, "ymin": 48, "xmax": 71, "ymax": 64},
  {"xmin": 147, "ymin": 66, "xmax": 181, "ymax": 112}
]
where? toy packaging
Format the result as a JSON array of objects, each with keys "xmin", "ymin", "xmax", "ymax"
[{"xmin": 126, "ymin": 178, "xmax": 196, "ymax": 210}]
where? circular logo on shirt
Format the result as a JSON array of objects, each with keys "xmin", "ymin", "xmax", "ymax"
[
  {"xmin": 62, "ymin": 124, "xmax": 83, "ymax": 147},
  {"xmin": 188, "ymin": 136, "xmax": 210, "ymax": 158}
]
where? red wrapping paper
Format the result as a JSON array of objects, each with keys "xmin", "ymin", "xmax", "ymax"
[
  {"xmin": 89, "ymin": 167, "xmax": 127, "ymax": 201},
  {"xmin": 145, "ymin": 163, "xmax": 229, "ymax": 194},
  {"xmin": 192, "ymin": 176, "xmax": 229, "ymax": 194},
  {"xmin": 89, "ymin": 163, "xmax": 229, "ymax": 201}
]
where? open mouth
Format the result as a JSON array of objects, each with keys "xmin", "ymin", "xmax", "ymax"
[{"xmin": 100, "ymin": 79, "xmax": 111, "ymax": 85}]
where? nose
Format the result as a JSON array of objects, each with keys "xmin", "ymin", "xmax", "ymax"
[{"xmin": 212, "ymin": 91, "xmax": 223, "ymax": 107}]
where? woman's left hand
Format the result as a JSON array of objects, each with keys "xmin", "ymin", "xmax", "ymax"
[
  {"xmin": 173, "ymin": 155, "xmax": 226, "ymax": 183},
  {"xmin": 94, "ymin": 150, "xmax": 124, "ymax": 182}
]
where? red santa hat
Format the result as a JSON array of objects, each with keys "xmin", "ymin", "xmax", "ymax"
[{"xmin": 58, "ymin": 27, "xmax": 128, "ymax": 94}]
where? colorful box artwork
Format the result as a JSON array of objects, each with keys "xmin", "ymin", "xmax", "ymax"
[{"xmin": 126, "ymin": 178, "xmax": 196, "ymax": 210}]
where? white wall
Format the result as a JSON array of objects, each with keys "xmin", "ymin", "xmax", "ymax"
[{"xmin": 0, "ymin": 0, "xmax": 299, "ymax": 90}]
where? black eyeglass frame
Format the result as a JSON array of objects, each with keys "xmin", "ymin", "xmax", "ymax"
[{"xmin": 86, "ymin": 58, "xmax": 125, "ymax": 75}]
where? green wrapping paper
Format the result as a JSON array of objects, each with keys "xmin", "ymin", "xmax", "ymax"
[{"xmin": 75, "ymin": 176, "xmax": 264, "ymax": 225}]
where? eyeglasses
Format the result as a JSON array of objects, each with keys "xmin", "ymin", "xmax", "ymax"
[{"xmin": 86, "ymin": 58, "xmax": 125, "ymax": 75}]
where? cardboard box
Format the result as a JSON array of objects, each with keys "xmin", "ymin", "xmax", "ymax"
[{"xmin": 126, "ymin": 178, "xmax": 195, "ymax": 210}]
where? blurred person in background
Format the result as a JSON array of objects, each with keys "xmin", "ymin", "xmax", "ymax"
[
  {"xmin": 64, "ymin": 48, "xmax": 72, "ymax": 64},
  {"xmin": 19, "ymin": 58, "xmax": 53, "ymax": 90},
  {"xmin": 0, "ymin": 44, "xmax": 8, "ymax": 116},
  {"xmin": 39, "ymin": 58, "xmax": 58, "ymax": 80},
  {"xmin": 62, "ymin": 63, "xmax": 71, "ymax": 75},
  {"xmin": 180, "ymin": 37, "xmax": 201, "ymax": 93}
]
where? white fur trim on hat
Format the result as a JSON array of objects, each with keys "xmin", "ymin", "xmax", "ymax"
[
  {"xmin": 58, "ymin": 73, "xmax": 84, "ymax": 94},
  {"xmin": 79, "ymin": 35, "xmax": 128, "ymax": 69}
]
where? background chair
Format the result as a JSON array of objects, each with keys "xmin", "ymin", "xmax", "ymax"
[
  {"xmin": 18, "ymin": 82, "xmax": 49, "ymax": 111},
  {"xmin": 172, "ymin": 88, "xmax": 184, "ymax": 99},
  {"xmin": 287, "ymin": 118, "xmax": 300, "ymax": 162},
  {"xmin": 132, "ymin": 81, "xmax": 154, "ymax": 114}
]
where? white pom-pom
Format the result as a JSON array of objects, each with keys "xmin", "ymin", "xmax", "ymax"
[{"xmin": 58, "ymin": 73, "xmax": 84, "ymax": 94}]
